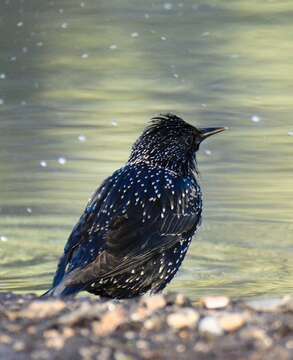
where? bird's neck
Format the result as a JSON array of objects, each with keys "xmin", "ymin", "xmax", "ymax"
[{"xmin": 128, "ymin": 155, "xmax": 198, "ymax": 177}]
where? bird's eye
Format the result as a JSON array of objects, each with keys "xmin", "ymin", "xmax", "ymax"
[{"xmin": 184, "ymin": 136, "xmax": 194, "ymax": 147}]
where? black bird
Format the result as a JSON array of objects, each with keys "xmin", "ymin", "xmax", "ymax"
[{"xmin": 45, "ymin": 114, "xmax": 224, "ymax": 298}]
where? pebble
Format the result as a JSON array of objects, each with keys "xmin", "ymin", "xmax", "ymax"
[
  {"xmin": 288, "ymin": 131, "xmax": 293, "ymax": 136},
  {"xmin": 245, "ymin": 297, "xmax": 289, "ymax": 312},
  {"xmin": 13, "ymin": 341, "xmax": 25, "ymax": 351},
  {"xmin": 0, "ymin": 334, "xmax": 12, "ymax": 344},
  {"xmin": 144, "ymin": 317, "xmax": 162, "ymax": 331},
  {"xmin": 166, "ymin": 293, "xmax": 190, "ymax": 307},
  {"xmin": 58, "ymin": 302, "xmax": 105, "ymax": 326},
  {"xmin": 19, "ymin": 300, "xmax": 66, "ymax": 319},
  {"xmin": 0, "ymin": 236, "xmax": 8, "ymax": 242},
  {"xmin": 198, "ymin": 316, "xmax": 223, "ymax": 336},
  {"xmin": 93, "ymin": 306, "xmax": 126, "ymax": 336},
  {"xmin": 44, "ymin": 330, "xmax": 65, "ymax": 350},
  {"xmin": 114, "ymin": 351, "xmax": 133, "ymax": 360},
  {"xmin": 167, "ymin": 308, "xmax": 199, "ymax": 329},
  {"xmin": 240, "ymin": 327, "xmax": 272, "ymax": 348},
  {"xmin": 40, "ymin": 161, "xmax": 47, "ymax": 168},
  {"xmin": 201, "ymin": 296, "xmax": 230, "ymax": 309},
  {"xmin": 219, "ymin": 313, "xmax": 247, "ymax": 332},
  {"xmin": 141, "ymin": 294, "xmax": 166, "ymax": 312}
]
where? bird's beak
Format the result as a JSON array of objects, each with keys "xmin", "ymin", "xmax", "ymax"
[{"xmin": 199, "ymin": 127, "xmax": 226, "ymax": 141}]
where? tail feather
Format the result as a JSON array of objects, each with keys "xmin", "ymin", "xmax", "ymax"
[{"xmin": 41, "ymin": 280, "xmax": 86, "ymax": 298}]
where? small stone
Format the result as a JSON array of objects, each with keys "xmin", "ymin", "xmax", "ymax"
[
  {"xmin": 40, "ymin": 160, "xmax": 47, "ymax": 167},
  {"xmin": 62, "ymin": 327, "xmax": 75, "ymax": 339},
  {"xmin": 141, "ymin": 294, "xmax": 167, "ymax": 312},
  {"xmin": 167, "ymin": 308, "xmax": 199, "ymax": 329},
  {"xmin": 219, "ymin": 313, "xmax": 247, "ymax": 332},
  {"xmin": 161, "ymin": 36, "xmax": 167, "ymax": 41},
  {"xmin": 174, "ymin": 293, "xmax": 190, "ymax": 306},
  {"xmin": 240, "ymin": 327, "xmax": 272, "ymax": 348},
  {"xmin": 286, "ymin": 339, "xmax": 293, "ymax": 349},
  {"xmin": 27, "ymin": 326, "xmax": 37, "ymax": 335},
  {"xmin": 93, "ymin": 306, "xmax": 126, "ymax": 336},
  {"xmin": 13, "ymin": 341, "xmax": 25, "ymax": 351},
  {"xmin": 144, "ymin": 317, "xmax": 162, "ymax": 331},
  {"xmin": 81, "ymin": 53, "xmax": 89, "ymax": 59},
  {"xmin": 131, "ymin": 32, "xmax": 139, "ymax": 38},
  {"xmin": 0, "ymin": 73, "xmax": 6, "ymax": 79},
  {"xmin": 288, "ymin": 131, "xmax": 293, "ymax": 136},
  {"xmin": 0, "ymin": 99, "xmax": 4, "ymax": 105},
  {"xmin": 44, "ymin": 330, "xmax": 64, "ymax": 350},
  {"xmin": 109, "ymin": 44, "xmax": 117, "ymax": 50},
  {"xmin": 0, "ymin": 334, "xmax": 12, "ymax": 344},
  {"xmin": 58, "ymin": 302, "xmax": 104, "ymax": 326},
  {"xmin": 245, "ymin": 297, "xmax": 289, "ymax": 312},
  {"xmin": 201, "ymin": 296, "xmax": 230, "ymax": 309},
  {"xmin": 131, "ymin": 306, "xmax": 149, "ymax": 321},
  {"xmin": 165, "ymin": 292, "xmax": 190, "ymax": 306},
  {"xmin": 114, "ymin": 351, "xmax": 133, "ymax": 360},
  {"xmin": 198, "ymin": 316, "xmax": 223, "ymax": 336},
  {"xmin": 0, "ymin": 236, "xmax": 8, "ymax": 242},
  {"xmin": 20, "ymin": 300, "xmax": 65, "ymax": 318}
]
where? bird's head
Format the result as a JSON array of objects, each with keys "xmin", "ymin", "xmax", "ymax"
[{"xmin": 129, "ymin": 113, "xmax": 225, "ymax": 175}]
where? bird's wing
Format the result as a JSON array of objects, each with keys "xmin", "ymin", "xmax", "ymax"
[
  {"xmin": 64, "ymin": 211, "xmax": 199, "ymax": 288},
  {"xmin": 52, "ymin": 177, "xmax": 112, "ymax": 287},
  {"xmin": 55, "ymin": 165, "xmax": 202, "ymax": 291}
]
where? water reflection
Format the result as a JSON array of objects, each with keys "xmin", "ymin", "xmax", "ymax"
[{"xmin": 0, "ymin": 0, "xmax": 293, "ymax": 298}]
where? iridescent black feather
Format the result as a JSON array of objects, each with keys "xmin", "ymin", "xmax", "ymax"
[{"xmin": 45, "ymin": 114, "xmax": 224, "ymax": 298}]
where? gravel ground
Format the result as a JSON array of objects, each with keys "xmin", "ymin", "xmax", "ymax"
[{"xmin": 0, "ymin": 292, "xmax": 293, "ymax": 360}]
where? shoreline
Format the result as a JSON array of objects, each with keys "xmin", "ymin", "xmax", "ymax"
[{"xmin": 0, "ymin": 292, "xmax": 292, "ymax": 359}]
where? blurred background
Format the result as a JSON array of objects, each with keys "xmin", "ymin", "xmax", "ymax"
[{"xmin": 0, "ymin": 0, "xmax": 293, "ymax": 299}]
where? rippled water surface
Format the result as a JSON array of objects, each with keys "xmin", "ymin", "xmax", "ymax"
[{"xmin": 1, "ymin": 0, "xmax": 293, "ymax": 299}]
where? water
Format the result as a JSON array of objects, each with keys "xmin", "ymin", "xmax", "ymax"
[{"xmin": 1, "ymin": 0, "xmax": 293, "ymax": 299}]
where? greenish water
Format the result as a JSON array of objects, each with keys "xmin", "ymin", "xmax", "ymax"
[{"xmin": 1, "ymin": 0, "xmax": 293, "ymax": 299}]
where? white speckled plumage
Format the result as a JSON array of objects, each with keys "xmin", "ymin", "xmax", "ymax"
[{"xmin": 45, "ymin": 114, "xmax": 224, "ymax": 298}]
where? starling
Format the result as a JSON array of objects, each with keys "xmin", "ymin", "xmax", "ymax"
[{"xmin": 45, "ymin": 113, "xmax": 224, "ymax": 298}]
